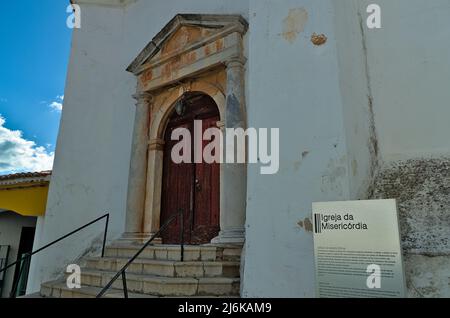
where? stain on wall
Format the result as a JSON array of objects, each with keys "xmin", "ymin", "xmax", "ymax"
[
  {"xmin": 310, "ymin": 33, "xmax": 327, "ymax": 46},
  {"xmin": 298, "ymin": 217, "xmax": 313, "ymax": 233},
  {"xmin": 321, "ymin": 157, "xmax": 347, "ymax": 197},
  {"xmin": 281, "ymin": 8, "xmax": 308, "ymax": 44}
]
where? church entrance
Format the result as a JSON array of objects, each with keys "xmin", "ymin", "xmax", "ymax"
[{"xmin": 160, "ymin": 93, "xmax": 220, "ymax": 245}]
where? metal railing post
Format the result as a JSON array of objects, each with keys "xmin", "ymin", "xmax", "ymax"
[
  {"xmin": 122, "ymin": 271, "xmax": 128, "ymax": 298},
  {"xmin": 180, "ymin": 209, "xmax": 184, "ymax": 262},
  {"xmin": 10, "ymin": 253, "xmax": 30, "ymax": 298},
  {"xmin": 102, "ymin": 214, "xmax": 109, "ymax": 258}
]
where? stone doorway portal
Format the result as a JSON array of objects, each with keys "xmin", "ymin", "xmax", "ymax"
[{"xmin": 123, "ymin": 14, "xmax": 248, "ymax": 245}]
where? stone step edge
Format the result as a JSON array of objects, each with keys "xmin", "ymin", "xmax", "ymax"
[
  {"xmin": 107, "ymin": 244, "xmax": 217, "ymax": 250},
  {"xmin": 110, "ymin": 242, "xmax": 243, "ymax": 247},
  {"xmin": 104, "ymin": 246, "xmax": 241, "ymax": 262},
  {"xmin": 77, "ymin": 268, "xmax": 241, "ymax": 285},
  {"xmin": 41, "ymin": 280, "xmax": 157, "ymax": 298},
  {"xmin": 85, "ymin": 256, "xmax": 240, "ymax": 266},
  {"xmin": 106, "ymin": 244, "xmax": 243, "ymax": 252},
  {"xmin": 83, "ymin": 257, "xmax": 240, "ymax": 279},
  {"xmin": 42, "ymin": 280, "xmax": 239, "ymax": 298}
]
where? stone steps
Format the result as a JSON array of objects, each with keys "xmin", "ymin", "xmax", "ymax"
[
  {"xmin": 85, "ymin": 257, "xmax": 240, "ymax": 278},
  {"xmin": 41, "ymin": 280, "xmax": 238, "ymax": 298},
  {"xmin": 39, "ymin": 243, "xmax": 242, "ymax": 298},
  {"xmin": 104, "ymin": 244, "xmax": 241, "ymax": 262},
  {"xmin": 75, "ymin": 269, "xmax": 240, "ymax": 297}
]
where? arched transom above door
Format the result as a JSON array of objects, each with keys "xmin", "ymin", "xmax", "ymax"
[{"xmin": 123, "ymin": 14, "xmax": 248, "ymax": 245}]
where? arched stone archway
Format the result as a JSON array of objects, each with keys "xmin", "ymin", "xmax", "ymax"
[
  {"xmin": 123, "ymin": 14, "xmax": 248, "ymax": 245},
  {"xmin": 159, "ymin": 92, "xmax": 221, "ymax": 244},
  {"xmin": 150, "ymin": 80, "xmax": 226, "ymax": 142}
]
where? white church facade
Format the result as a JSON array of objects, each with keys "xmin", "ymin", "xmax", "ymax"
[{"xmin": 25, "ymin": 0, "xmax": 450, "ymax": 297}]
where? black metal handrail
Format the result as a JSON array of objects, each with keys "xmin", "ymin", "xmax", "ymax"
[
  {"xmin": 0, "ymin": 213, "xmax": 109, "ymax": 298},
  {"xmin": 96, "ymin": 209, "xmax": 184, "ymax": 298}
]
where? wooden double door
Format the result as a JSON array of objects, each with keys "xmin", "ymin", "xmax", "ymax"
[{"xmin": 160, "ymin": 94, "xmax": 220, "ymax": 245}]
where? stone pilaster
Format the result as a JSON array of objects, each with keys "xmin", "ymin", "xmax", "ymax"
[
  {"xmin": 143, "ymin": 138, "xmax": 165, "ymax": 236},
  {"xmin": 212, "ymin": 58, "xmax": 247, "ymax": 245},
  {"xmin": 122, "ymin": 92, "xmax": 153, "ymax": 242}
]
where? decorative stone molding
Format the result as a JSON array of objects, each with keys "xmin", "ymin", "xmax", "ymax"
[
  {"xmin": 148, "ymin": 138, "xmax": 165, "ymax": 151},
  {"xmin": 132, "ymin": 92, "xmax": 153, "ymax": 104},
  {"xmin": 216, "ymin": 120, "xmax": 225, "ymax": 130},
  {"xmin": 124, "ymin": 14, "xmax": 248, "ymax": 245},
  {"xmin": 225, "ymin": 57, "xmax": 247, "ymax": 69},
  {"xmin": 127, "ymin": 14, "xmax": 248, "ymax": 92}
]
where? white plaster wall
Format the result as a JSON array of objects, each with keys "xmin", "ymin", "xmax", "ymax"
[
  {"xmin": 27, "ymin": 4, "xmax": 136, "ymax": 293},
  {"xmin": 0, "ymin": 211, "xmax": 36, "ymax": 297},
  {"xmin": 359, "ymin": 0, "xmax": 450, "ymax": 161},
  {"xmin": 243, "ymin": 0, "xmax": 351, "ymax": 297}
]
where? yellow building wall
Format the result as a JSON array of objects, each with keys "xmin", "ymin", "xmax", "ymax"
[{"xmin": 0, "ymin": 183, "xmax": 49, "ymax": 217}]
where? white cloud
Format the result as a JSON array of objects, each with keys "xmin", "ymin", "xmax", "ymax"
[
  {"xmin": 0, "ymin": 115, "xmax": 54, "ymax": 174},
  {"xmin": 50, "ymin": 101, "xmax": 63, "ymax": 112},
  {"xmin": 49, "ymin": 95, "xmax": 64, "ymax": 112}
]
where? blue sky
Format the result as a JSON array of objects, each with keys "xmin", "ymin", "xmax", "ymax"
[{"xmin": 0, "ymin": 0, "xmax": 72, "ymax": 174}]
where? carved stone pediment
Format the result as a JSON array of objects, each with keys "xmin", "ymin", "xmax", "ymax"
[{"xmin": 127, "ymin": 14, "xmax": 248, "ymax": 91}]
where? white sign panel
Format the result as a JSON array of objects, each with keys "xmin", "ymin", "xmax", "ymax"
[{"xmin": 312, "ymin": 199, "xmax": 406, "ymax": 298}]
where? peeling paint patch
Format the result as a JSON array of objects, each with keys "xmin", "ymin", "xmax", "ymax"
[
  {"xmin": 161, "ymin": 25, "xmax": 213, "ymax": 57},
  {"xmin": 298, "ymin": 218, "xmax": 313, "ymax": 232},
  {"xmin": 160, "ymin": 51, "xmax": 197, "ymax": 81},
  {"xmin": 310, "ymin": 33, "xmax": 327, "ymax": 46},
  {"xmin": 304, "ymin": 218, "xmax": 313, "ymax": 232},
  {"xmin": 282, "ymin": 8, "xmax": 308, "ymax": 44},
  {"xmin": 139, "ymin": 69, "xmax": 153, "ymax": 86}
]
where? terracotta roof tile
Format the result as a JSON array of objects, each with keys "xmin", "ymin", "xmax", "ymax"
[{"xmin": 0, "ymin": 171, "xmax": 52, "ymax": 181}]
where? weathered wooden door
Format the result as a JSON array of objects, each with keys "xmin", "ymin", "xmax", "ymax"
[{"xmin": 160, "ymin": 94, "xmax": 220, "ymax": 244}]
